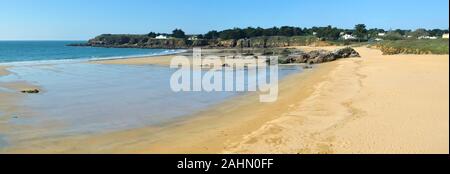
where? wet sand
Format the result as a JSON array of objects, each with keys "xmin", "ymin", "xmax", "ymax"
[
  {"xmin": 1, "ymin": 47, "xmax": 449, "ymax": 154},
  {"xmin": 1, "ymin": 61, "xmax": 325, "ymax": 153},
  {"xmin": 91, "ymin": 54, "xmax": 177, "ymax": 66},
  {"xmin": 0, "ymin": 66, "xmax": 9, "ymax": 76},
  {"xmin": 1, "ymin": 66, "xmax": 42, "ymax": 139}
]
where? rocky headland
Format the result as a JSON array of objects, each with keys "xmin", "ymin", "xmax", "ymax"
[{"xmin": 69, "ymin": 34, "xmax": 321, "ymax": 49}]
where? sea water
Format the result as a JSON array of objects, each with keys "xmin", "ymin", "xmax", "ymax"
[{"xmin": 0, "ymin": 41, "xmax": 182, "ymax": 64}]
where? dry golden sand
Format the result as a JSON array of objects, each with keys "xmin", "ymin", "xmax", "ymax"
[
  {"xmin": 225, "ymin": 47, "xmax": 449, "ymax": 154},
  {"xmin": 1, "ymin": 47, "xmax": 449, "ymax": 154}
]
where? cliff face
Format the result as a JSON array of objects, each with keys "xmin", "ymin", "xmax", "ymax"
[
  {"xmin": 81, "ymin": 34, "xmax": 190, "ymax": 49},
  {"xmin": 204, "ymin": 36, "xmax": 319, "ymax": 48},
  {"xmin": 72, "ymin": 34, "xmax": 320, "ymax": 49}
]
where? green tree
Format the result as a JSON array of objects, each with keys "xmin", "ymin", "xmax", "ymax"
[
  {"xmin": 354, "ymin": 24, "xmax": 367, "ymax": 42},
  {"xmin": 172, "ymin": 29, "xmax": 186, "ymax": 38},
  {"xmin": 279, "ymin": 26, "xmax": 295, "ymax": 36},
  {"xmin": 367, "ymin": 28, "xmax": 385, "ymax": 39},
  {"xmin": 147, "ymin": 32, "xmax": 157, "ymax": 38},
  {"xmin": 263, "ymin": 27, "xmax": 279, "ymax": 36},
  {"xmin": 384, "ymin": 31, "xmax": 404, "ymax": 40},
  {"xmin": 428, "ymin": 29, "xmax": 448, "ymax": 37},
  {"xmin": 410, "ymin": 28, "xmax": 429, "ymax": 38},
  {"xmin": 204, "ymin": 30, "xmax": 219, "ymax": 39},
  {"xmin": 315, "ymin": 25, "xmax": 341, "ymax": 41}
]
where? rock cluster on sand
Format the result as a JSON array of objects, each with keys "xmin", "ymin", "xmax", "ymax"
[{"xmin": 281, "ymin": 47, "xmax": 360, "ymax": 64}]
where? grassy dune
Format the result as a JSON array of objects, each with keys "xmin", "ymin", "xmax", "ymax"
[{"xmin": 374, "ymin": 39, "xmax": 449, "ymax": 55}]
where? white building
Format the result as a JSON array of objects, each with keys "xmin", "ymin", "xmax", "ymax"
[
  {"xmin": 155, "ymin": 35, "xmax": 168, "ymax": 39},
  {"xmin": 342, "ymin": 34, "xmax": 357, "ymax": 40},
  {"xmin": 418, "ymin": 36, "xmax": 438, "ymax": 40},
  {"xmin": 378, "ymin": 33, "xmax": 386, "ymax": 36},
  {"xmin": 443, "ymin": 33, "xmax": 449, "ymax": 39},
  {"xmin": 188, "ymin": 35, "xmax": 198, "ymax": 41}
]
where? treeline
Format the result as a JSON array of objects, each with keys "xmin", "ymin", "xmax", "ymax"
[
  {"xmin": 147, "ymin": 29, "xmax": 186, "ymax": 38},
  {"xmin": 203, "ymin": 26, "xmax": 308, "ymax": 40},
  {"xmin": 148, "ymin": 25, "xmax": 448, "ymax": 41}
]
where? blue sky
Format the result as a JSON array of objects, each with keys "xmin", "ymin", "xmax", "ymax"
[{"xmin": 0, "ymin": 0, "xmax": 448, "ymax": 40}]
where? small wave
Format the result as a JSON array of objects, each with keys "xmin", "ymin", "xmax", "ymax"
[{"xmin": 0, "ymin": 49, "xmax": 187, "ymax": 66}]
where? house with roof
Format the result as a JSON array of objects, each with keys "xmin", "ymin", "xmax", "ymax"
[
  {"xmin": 341, "ymin": 34, "xmax": 357, "ymax": 40},
  {"xmin": 155, "ymin": 35, "xmax": 168, "ymax": 39},
  {"xmin": 188, "ymin": 35, "xmax": 199, "ymax": 41}
]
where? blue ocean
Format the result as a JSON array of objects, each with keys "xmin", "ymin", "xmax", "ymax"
[{"xmin": 0, "ymin": 41, "xmax": 182, "ymax": 64}]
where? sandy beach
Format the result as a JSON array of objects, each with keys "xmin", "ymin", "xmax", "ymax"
[
  {"xmin": 91, "ymin": 54, "xmax": 178, "ymax": 66},
  {"xmin": 226, "ymin": 47, "xmax": 449, "ymax": 154},
  {"xmin": 1, "ymin": 47, "xmax": 448, "ymax": 154}
]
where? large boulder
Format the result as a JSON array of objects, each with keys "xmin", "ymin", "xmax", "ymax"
[
  {"xmin": 332, "ymin": 47, "xmax": 360, "ymax": 58},
  {"xmin": 286, "ymin": 51, "xmax": 310, "ymax": 63},
  {"xmin": 21, "ymin": 89, "xmax": 40, "ymax": 94},
  {"xmin": 307, "ymin": 50, "xmax": 336, "ymax": 64},
  {"xmin": 283, "ymin": 47, "xmax": 361, "ymax": 65}
]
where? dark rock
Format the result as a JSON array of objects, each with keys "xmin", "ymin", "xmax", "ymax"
[
  {"xmin": 262, "ymin": 50, "xmax": 274, "ymax": 55},
  {"xmin": 287, "ymin": 51, "xmax": 310, "ymax": 63},
  {"xmin": 66, "ymin": 43, "xmax": 91, "ymax": 47},
  {"xmin": 303, "ymin": 65, "xmax": 313, "ymax": 69},
  {"xmin": 283, "ymin": 47, "xmax": 361, "ymax": 65},
  {"xmin": 306, "ymin": 50, "xmax": 335, "ymax": 64},
  {"xmin": 21, "ymin": 89, "xmax": 40, "ymax": 94},
  {"xmin": 332, "ymin": 47, "xmax": 361, "ymax": 58}
]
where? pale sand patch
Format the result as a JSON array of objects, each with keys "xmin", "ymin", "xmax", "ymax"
[
  {"xmin": 90, "ymin": 55, "xmax": 177, "ymax": 66},
  {"xmin": 287, "ymin": 45, "xmax": 347, "ymax": 52},
  {"xmin": 226, "ymin": 47, "xmax": 449, "ymax": 154},
  {"xmin": 89, "ymin": 49, "xmax": 262, "ymax": 67},
  {"xmin": 90, "ymin": 49, "xmax": 228, "ymax": 66},
  {"xmin": 0, "ymin": 66, "xmax": 9, "ymax": 76}
]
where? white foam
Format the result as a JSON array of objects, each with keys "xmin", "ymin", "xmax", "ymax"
[{"xmin": 0, "ymin": 49, "xmax": 187, "ymax": 67}]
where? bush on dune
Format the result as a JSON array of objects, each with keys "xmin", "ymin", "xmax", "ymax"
[{"xmin": 374, "ymin": 39, "xmax": 449, "ymax": 55}]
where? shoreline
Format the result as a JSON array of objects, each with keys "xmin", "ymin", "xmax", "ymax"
[
  {"xmin": 1, "ymin": 59, "xmax": 330, "ymax": 153},
  {"xmin": 0, "ymin": 49, "xmax": 187, "ymax": 67},
  {"xmin": 1, "ymin": 47, "xmax": 448, "ymax": 154}
]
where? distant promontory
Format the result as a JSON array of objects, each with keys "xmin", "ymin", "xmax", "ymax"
[{"xmin": 69, "ymin": 25, "xmax": 449, "ymax": 54}]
